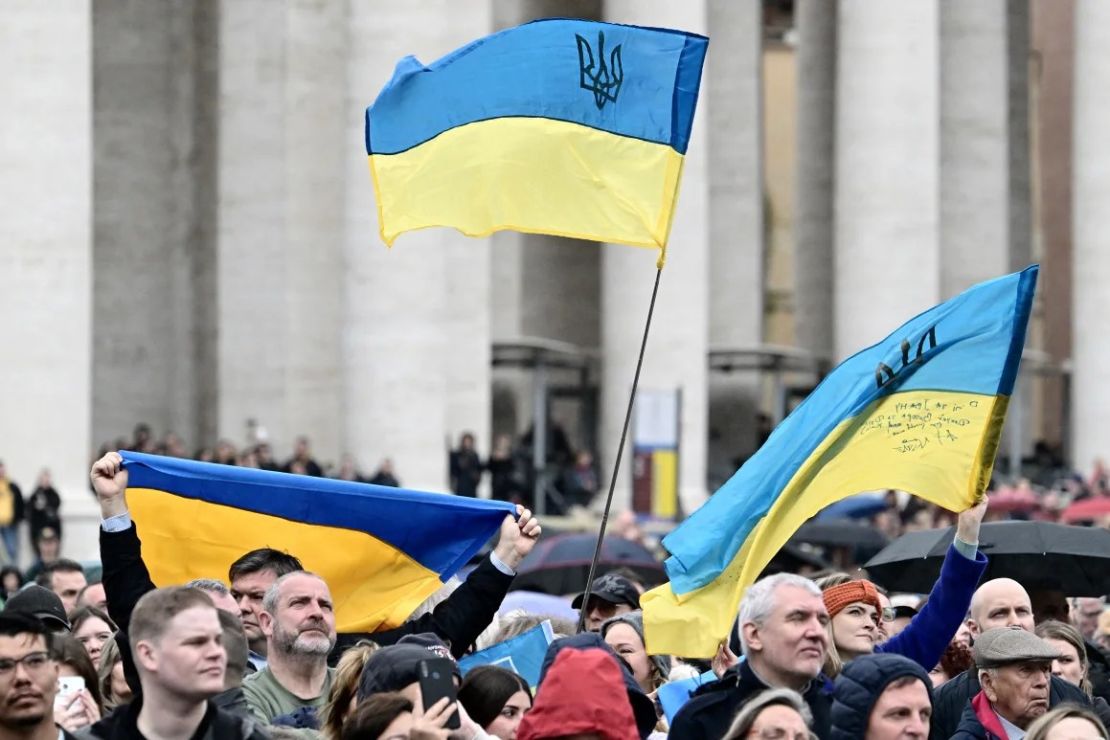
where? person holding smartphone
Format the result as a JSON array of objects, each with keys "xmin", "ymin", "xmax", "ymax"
[{"xmin": 355, "ymin": 639, "xmax": 494, "ymax": 738}]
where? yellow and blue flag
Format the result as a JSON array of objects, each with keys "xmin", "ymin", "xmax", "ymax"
[
  {"xmin": 642, "ymin": 267, "xmax": 1039, "ymax": 657},
  {"xmin": 121, "ymin": 451, "xmax": 515, "ymax": 633},
  {"xmin": 365, "ymin": 19, "xmax": 709, "ymax": 264}
]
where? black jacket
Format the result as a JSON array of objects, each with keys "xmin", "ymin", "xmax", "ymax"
[
  {"xmin": 1088, "ymin": 640, "xmax": 1110, "ymax": 705},
  {"xmin": 333, "ymin": 553, "xmax": 514, "ymax": 660},
  {"xmin": 669, "ymin": 661, "xmax": 833, "ymax": 740},
  {"xmin": 101, "ymin": 521, "xmax": 514, "ymax": 693},
  {"xmin": 76, "ymin": 698, "xmax": 268, "ymax": 740},
  {"xmin": 28, "ymin": 485, "xmax": 61, "ymax": 535},
  {"xmin": 931, "ymin": 668, "xmax": 1091, "ymax": 740}
]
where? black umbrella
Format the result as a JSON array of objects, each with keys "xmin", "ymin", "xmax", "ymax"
[
  {"xmin": 509, "ymin": 532, "xmax": 664, "ymax": 595},
  {"xmin": 864, "ymin": 520, "xmax": 1110, "ymax": 596},
  {"xmin": 792, "ymin": 520, "xmax": 891, "ymax": 549}
]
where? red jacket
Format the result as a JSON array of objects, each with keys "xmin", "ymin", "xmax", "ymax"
[{"xmin": 518, "ymin": 647, "xmax": 639, "ymax": 740}]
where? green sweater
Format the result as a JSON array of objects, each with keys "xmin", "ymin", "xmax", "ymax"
[{"xmin": 241, "ymin": 665, "xmax": 335, "ymax": 723}]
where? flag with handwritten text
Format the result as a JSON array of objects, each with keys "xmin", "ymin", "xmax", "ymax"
[{"xmin": 642, "ymin": 266, "xmax": 1038, "ymax": 656}]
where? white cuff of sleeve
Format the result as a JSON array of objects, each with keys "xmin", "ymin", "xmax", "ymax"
[
  {"xmin": 101, "ymin": 512, "xmax": 132, "ymax": 532},
  {"xmin": 489, "ymin": 551, "xmax": 516, "ymax": 577}
]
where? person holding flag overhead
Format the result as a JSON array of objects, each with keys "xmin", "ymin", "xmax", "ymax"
[
  {"xmin": 817, "ymin": 500, "xmax": 987, "ymax": 679},
  {"xmin": 88, "ymin": 450, "xmax": 540, "ymax": 717}
]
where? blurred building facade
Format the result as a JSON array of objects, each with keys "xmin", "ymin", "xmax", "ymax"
[{"xmin": 1, "ymin": 0, "xmax": 1099, "ymax": 556}]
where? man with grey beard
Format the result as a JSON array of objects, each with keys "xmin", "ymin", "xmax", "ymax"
[{"xmin": 241, "ymin": 571, "xmax": 337, "ymax": 723}]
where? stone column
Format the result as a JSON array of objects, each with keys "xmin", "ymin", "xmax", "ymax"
[
  {"xmin": 835, "ymin": 0, "xmax": 940, "ymax": 357},
  {"xmin": 601, "ymin": 0, "xmax": 709, "ymax": 513},
  {"xmin": 282, "ymin": 0, "xmax": 346, "ymax": 466},
  {"xmin": 1071, "ymin": 0, "xmax": 1110, "ymax": 471},
  {"xmin": 794, "ymin": 0, "xmax": 837, "ymax": 361},
  {"xmin": 345, "ymin": 2, "xmax": 492, "ymax": 491},
  {"xmin": 706, "ymin": 0, "xmax": 764, "ymax": 485},
  {"xmin": 216, "ymin": 0, "xmax": 290, "ymax": 451},
  {"xmin": 0, "ymin": 2, "xmax": 95, "ymax": 555},
  {"xmin": 489, "ymin": 0, "xmax": 603, "ymax": 460},
  {"xmin": 1032, "ymin": 0, "xmax": 1074, "ymax": 454},
  {"xmin": 92, "ymin": 1, "xmax": 209, "ymax": 449},
  {"xmin": 940, "ymin": 0, "xmax": 1030, "ymax": 294},
  {"xmin": 940, "ymin": 1, "xmax": 1034, "ymax": 471},
  {"xmin": 215, "ymin": 1, "xmax": 345, "ymax": 465}
]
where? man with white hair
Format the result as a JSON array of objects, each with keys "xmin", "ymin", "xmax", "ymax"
[{"xmin": 669, "ymin": 573, "xmax": 833, "ymax": 740}]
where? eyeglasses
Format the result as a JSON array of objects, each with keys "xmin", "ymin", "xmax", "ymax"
[
  {"xmin": 881, "ymin": 608, "xmax": 896, "ymax": 623},
  {"xmin": 0, "ymin": 652, "xmax": 51, "ymax": 678}
]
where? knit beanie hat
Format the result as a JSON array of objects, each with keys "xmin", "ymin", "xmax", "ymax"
[{"xmin": 823, "ymin": 580, "xmax": 882, "ymax": 623}]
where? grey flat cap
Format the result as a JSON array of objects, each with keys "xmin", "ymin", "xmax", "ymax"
[{"xmin": 974, "ymin": 628, "xmax": 1062, "ymax": 669}]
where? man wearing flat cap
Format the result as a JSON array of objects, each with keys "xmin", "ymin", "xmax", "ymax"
[{"xmin": 951, "ymin": 628, "xmax": 1061, "ymax": 739}]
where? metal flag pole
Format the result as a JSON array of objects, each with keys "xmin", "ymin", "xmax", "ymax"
[{"xmin": 576, "ymin": 266, "xmax": 663, "ymax": 633}]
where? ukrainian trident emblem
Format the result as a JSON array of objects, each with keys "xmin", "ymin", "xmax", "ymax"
[{"xmin": 576, "ymin": 31, "xmax": 623, "ymax": 110}]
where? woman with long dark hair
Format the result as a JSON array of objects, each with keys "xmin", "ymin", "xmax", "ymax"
[{"xmin": 458, "ymin": 665, "xmax": 532, "ymax": 740}]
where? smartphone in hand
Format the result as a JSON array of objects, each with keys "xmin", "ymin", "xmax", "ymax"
[
  {"xmin": 54, "ymin": 676, "xmax": 85, "ymax": 709},
  {"xmin": 418, "ymin": 658, "xmax": 460, "ymax": 730}
]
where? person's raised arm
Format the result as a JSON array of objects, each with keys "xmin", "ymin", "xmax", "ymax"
[
  {"xmin": 90, "ymin": 452, "xmax": 156, "ymax": 631},
  {"xmin": 878, "ymin": 499, "xmax": 988, "ymax": 670},
  {"xmin": 342, "ymin": 506, "xmax": 542, "ymax": 659}
]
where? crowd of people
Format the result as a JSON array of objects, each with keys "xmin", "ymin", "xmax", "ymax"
[{"xmin": 0, "ymin": 425, "xmax": 1107, "ymax": 738}]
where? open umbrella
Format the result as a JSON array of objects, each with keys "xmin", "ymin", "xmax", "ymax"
[
  {"xmin": 1060, "ymin": 496, "xmax": 1110, "ymax": 524},
  {"xmin": 864, "ymin": 520, "xmax": 1110, "ymax": 595},
  {"xmin": 509, "ymin": 533, "xmax": 664, "ymax": 595}
]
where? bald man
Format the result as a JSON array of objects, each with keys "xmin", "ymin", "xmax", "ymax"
[
  {"xmin": 966, "ymin": 578, "xmax": 1035, "ymax": 637},
  {"xmin": 929, "ymin": 578, "xmax": 1092, "ymax": 739}
]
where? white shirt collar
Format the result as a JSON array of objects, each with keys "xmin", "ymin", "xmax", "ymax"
[{"xmin": 995, "ymin": 709, "xmax": 1026, "ymax": 740}]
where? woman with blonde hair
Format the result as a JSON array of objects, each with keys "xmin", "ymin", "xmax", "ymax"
[
  {"xmin": 1035, "ymin": 620, "xmax": 1110, "ymax": 727},
  {"xmin": 96, "ymin": 635, "xmax": 133, "ymax": 712},
  {"xmin": 319, "ymin": 641, "xmax": 379, "ymax": 740},
  {"xmin": 1025, "ymin": 704, "xmax": 1108, "ymax": 740}
]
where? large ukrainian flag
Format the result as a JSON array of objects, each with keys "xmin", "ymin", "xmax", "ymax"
[
  {"xmin": 121, "ymin": 452, "xmax": 515, "ymax": 633},
  {"xmin": 642, "ymin": 267, "xmax": 1039, "ymax": 657},
  {"xmin": 366, "ymin": 19, "xmax": 708, "ymax": 264}
]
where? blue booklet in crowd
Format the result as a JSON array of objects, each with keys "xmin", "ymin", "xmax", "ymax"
[{"xmin": 459, "ymin": 620, "xmax": 556, "ymax": 689}]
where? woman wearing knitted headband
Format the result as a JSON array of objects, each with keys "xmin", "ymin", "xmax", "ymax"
[
  {"xmin": 816, "ymin": 500, "xmax": 991, "ymax": 679},
  {"xmin": 820, "ymin": 578, "xmax": 885, "ymax": 677}
]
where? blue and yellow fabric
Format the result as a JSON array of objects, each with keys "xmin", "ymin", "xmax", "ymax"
[
  {"xmin": 121, "ymin": 451, "xmax": 515, "ymax": 633},
  {"xmin": 365, "ymin": 19, "xmax": 709, "ymax": 265},
  {"xmin": 642, "ymin": 267, "xmax": 1039, "ymax": 657}
]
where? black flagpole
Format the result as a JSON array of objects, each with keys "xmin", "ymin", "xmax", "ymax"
[{"xmin": 576, "ymin": 266, "xmax": 663, "ymax": 633}]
